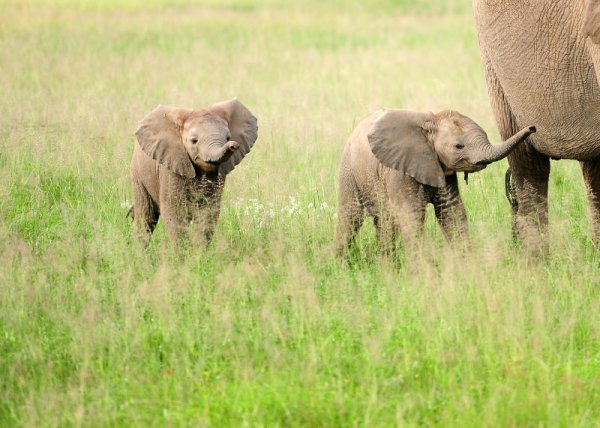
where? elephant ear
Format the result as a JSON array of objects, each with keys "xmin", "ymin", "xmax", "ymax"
[
  {"xmin": 135, "ymin": 105, "xmax": 196, "ymax": 179},
  {"xmin": 367, "ymin": 109, "xmax": 445, "ymax": 187},
  {"xmin": 208, "ymin": 98, "xmax": 258, "ymax": 176},
  {"xmin": 584, "ymin": 0, "xmax": 600, "ymax": 43}
]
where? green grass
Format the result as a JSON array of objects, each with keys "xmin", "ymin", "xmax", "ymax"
[{"xmin": 1, "ymin": 0, "xmax": 599, "ymax": 426}]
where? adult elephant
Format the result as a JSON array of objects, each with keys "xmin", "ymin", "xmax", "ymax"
[{"xmin": 473, "ymin": 0, "xmax": 600, "ymax": 252}]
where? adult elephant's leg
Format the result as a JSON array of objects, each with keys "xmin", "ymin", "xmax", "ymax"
[
  {"xmin": 433, "ymin": 174, "xmax": 469, "ymax": 242},
  {"xmin": 507, "ymin": 144, "xmax": 550, "ymax": 255},
  {"xmin": 581, "ymin": 157, "xmax": 600, "ymax": 246},
  {"xmin": 480, "ymin": 50, "xmax": 548, "ymax": 252}
]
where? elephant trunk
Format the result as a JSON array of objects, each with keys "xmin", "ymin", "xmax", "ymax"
[
  {"xmin": 204, "ymin": 140, "xmax": 239, "ymax": 163},
  {"xmin": 476, "ymin": 126, "xmax": 536, "ymax": 165}
]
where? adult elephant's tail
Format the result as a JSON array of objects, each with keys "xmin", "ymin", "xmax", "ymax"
[{"xmin": 504, "ymin": 168, "xmax": 518, "ymax": 211}]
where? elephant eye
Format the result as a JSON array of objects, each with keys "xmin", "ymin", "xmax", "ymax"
[
  {"xmin": 455, "ymin": 143, "xmax": 465, "ymax": 149},
  {"xmin": 190, "ymin": 137, "xmax": 198, "ymax": 144},
  {"xmin": 226, "ymin": 134, "xmax": 231, "ymax": 142}
]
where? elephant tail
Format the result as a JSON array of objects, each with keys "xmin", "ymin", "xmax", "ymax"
[{"xmin": 504, "ymin": 168, "xmax": 518, "ymax": 213}]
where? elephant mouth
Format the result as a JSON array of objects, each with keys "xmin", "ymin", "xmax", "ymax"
[
  {"xmin": 452, "ymin": 162, "xmax": 487, "ymax": 173},
  {"xmin": 470, "ymin": 163, "xmax": 487, "ymax": 171},
  {"xmin": 195, "ymin": 158, "xmax": 220, "ymax": 172}
]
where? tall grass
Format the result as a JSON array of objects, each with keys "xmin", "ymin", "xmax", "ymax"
[{"xmin": 1, "ymin": 0, "xmax": 599, "ymax": 425}]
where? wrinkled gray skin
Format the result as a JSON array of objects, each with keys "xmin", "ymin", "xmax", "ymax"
[
  {"xmin": 130, "ymin": 98, "xmax": 258, "ymax": 246},
  {"xmin": 474, "ymin": 0, "xmax": 600, "ymax": 252},
  {"xmin": 336, "ymin": 108, "xmax": 535, "ymax": 256}
]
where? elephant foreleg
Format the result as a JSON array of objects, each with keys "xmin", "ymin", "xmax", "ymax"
[
  {"xmin": 160, "ymin": 207, "xmax": 185, "ymax": 246},
  {"xmin": 159, "ymin": 186, "xmax": 191, "ymax": 247},
  {"xmin": 131, "ymin": 179, "xmax": 159, "ymax": 246},
  {"xmin": 373, "ymin": 211, "xmax": 398, "ymax": 257},
  {"xmin": 581, "ymin": 157, "xmax": 600, "ymax": 246},
  {"xmin": 389, "ymin": 187, "xmax": 427, "ymax": 252},
  {"xmin": 335, "ymin": 198, "xmax": 364, "ymax": 257},
  {"xmin": 189, "ymin": 204, "xmax": 221, "ymax": 247},
  {"xmin": 335, "ymin": 173, "xmax": 365, "ymax": 257},
  {"xmin": 433, "ymin": 174, "xmax": 469, "ymax": 242}
]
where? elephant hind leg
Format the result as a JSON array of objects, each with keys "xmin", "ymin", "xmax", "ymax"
[
  {"xmin": 482, "ymin": 48, "xmax": 521, "ymax": 238},
  {"xmin": 131, "ymin": 180, "xmax": 159, "ymax": 246},
  {"xmin": 482, "ymin": 49, "xmax": 549, "ymax": 253},
  {"xmin": 508, "ymin": 143, "xmax": 550, "ymax": 255},
  {"xmin": 581, "ymin": 158, "xmax": 600, "ymax": 246}
]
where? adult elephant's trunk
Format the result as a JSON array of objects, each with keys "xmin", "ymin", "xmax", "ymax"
[
  {"xmin": 204, "ymin": 140, "xmax": 240, "ymax": 163},
  {"xmin": 476, "ymin": 126, "xmax": 536, "ymax": 164}
]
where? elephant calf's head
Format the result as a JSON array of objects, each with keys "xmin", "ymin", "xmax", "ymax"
[
  {"xmin": 368, "ymin": 109, "xmax": 535, "ymax": 187},
  {"xmin": 136, "ymin": 98, "xmax": 258, "ymax": 178}
]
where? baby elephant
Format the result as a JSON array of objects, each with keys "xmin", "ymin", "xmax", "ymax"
[
  {"xmin": 130, "ymin": 98, "xmax": 258, "ymax": 246},
  {"xmin": 336, "ymin": 108, "xmax": 535, "ymax": 255}
]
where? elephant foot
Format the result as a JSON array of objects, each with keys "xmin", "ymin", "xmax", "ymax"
[{"xmin": 515, "ymin": 218, "xmax": 549, "ymax": 259}]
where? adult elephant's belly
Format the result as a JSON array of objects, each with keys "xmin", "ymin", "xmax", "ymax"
[
  {"xmin": 501, "ymin": 59, "xmax": 600, "ymax": 161},
  {"xmin": 519, "ymin": 104, "xmax": 600, "ymax": 161},
  {"xmin": 476, "ymin": 0, "xmax": 600, "ymax": 161}
]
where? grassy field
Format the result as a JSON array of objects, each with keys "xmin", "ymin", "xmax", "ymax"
[{"xmin": 1, "ymin": 0, "xmax": 599, "ymax": 425}]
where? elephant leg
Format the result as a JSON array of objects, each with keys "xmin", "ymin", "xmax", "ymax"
[
  {"xmin": 131, "ymin": 179, "xmax": 159, "ymax": 246},
  {"xmin": 189, "ymin": 204, "xmax": 221, "ymax": 247},
  {"xmin": 389, "ymin": 187, "xmax": 427, "ymax": 252},
  {"xmin": 508, "ymin": 144, "xmax": 551, "ymax": 255},
  {"xmin": 202, "ymin": 206, "xmax": 220, "ymax": 245},
  {"xmin": 159, "ymin": 188, "xmax": 189, "ymax": 247},
  {"xmin": 335, "ymin": 175, "xmax": 365, "ymax": 256},
  {"xmin": 581, "ymin": 157, "xmax": 600, "ymax": 246},
  {"xmin": 373, "ymin": 210, "xmax": 398, "ymax": 257},
  {"xmin": 482, "ymin": 51, "xmax": 548, "ymax": 252},
  {"xmin": 388, "ymin": 200, "xmax": 426, "ymax": 272},
  {"xmin": 483, "ymin": 52, "xmax": 520, "ymax": 240},
  {"xmin": 433, "ymin": 174, "xmax": 469, "ymax": 242},
  {"xmin": 161, "ymin": 207, "xmax": 183, "ymax": 246}
]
